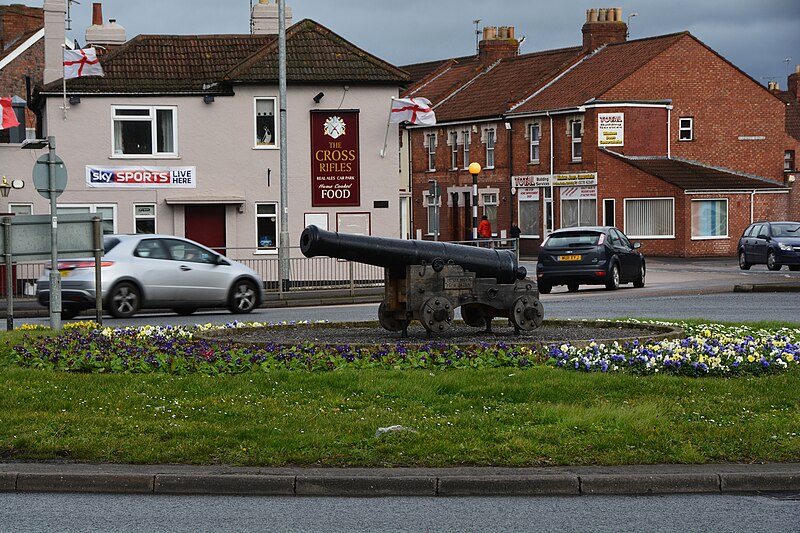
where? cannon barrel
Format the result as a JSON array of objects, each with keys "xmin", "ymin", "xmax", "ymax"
[{"xmin": 300, "ymin": 225, "xmax": 526, "ymax": 283}]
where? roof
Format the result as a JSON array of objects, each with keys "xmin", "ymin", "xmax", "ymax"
[
  {"xmin": 39, "ymin": 18, "xmax": 408, "ymax": 96},
  {"xmin": 604, "ymin": 151, "xmax": 786, "ymax": 190}
]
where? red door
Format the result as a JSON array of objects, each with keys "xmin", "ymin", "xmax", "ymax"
[{"xmin": 185, "ymin": 204, "xmax": 226, "ymax": 254}]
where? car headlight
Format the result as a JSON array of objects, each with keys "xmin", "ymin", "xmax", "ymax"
[{"xmin": 778, "ymin": 242, "xmax": 793, "ymax": 251}]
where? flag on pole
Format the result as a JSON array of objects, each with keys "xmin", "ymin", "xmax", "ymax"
[
  {"xmin": 63, "ymin": 47, "xmax": 104, "ymax": 79},
  {"xmin": 0, "ymin": 97, "xmax": 19, "ymax": 130},
  {"xmin": 389, "ymin": 97, "xmax": 436, "ymax": 125}
]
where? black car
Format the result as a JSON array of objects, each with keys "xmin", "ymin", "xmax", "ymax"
[
  {"xmin": 536, "ymin": 226, "xmax": 645, "ymax": 293},
  {"xmin": 737, "ymin": 221, "xmax": 800, "ymax": 271}
]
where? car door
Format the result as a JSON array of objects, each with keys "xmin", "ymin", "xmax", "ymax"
[
  {"xmin": 750, "ymin": 223, "xmax": 768, "ymax": 263},
  {"xmin": 130, "ymin": 238, "xmax": 179, "ymax": 304},
  {"xmin": 610, "ymin": 229, "xmax": 639, "ymax": 281},
  {"xmin": 163, "ymin": 238, "xmax": 228, "ymax": 304}
]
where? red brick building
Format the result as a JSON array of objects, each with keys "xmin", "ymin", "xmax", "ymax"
[{"xmin": 402, "ymin": 8, "xmax": 799, "ymax": 257}]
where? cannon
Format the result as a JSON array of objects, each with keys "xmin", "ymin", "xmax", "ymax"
[{"xmin": 300, "ymin": 225, "xmax": 544, "ymax": 335}]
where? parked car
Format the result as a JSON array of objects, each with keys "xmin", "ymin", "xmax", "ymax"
[
  {"xmin": 37, "ymin": 234, "xmax": 265, "ymax": 319},
  {"xmin": 737, "ymin": 221, "xmax": 800, "ymax": 271},
  {"xmin": 536, "ymin": 226, "xmax": 645, "ymax": 294}
]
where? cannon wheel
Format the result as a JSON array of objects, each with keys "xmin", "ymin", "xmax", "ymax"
[
  {"xmin": 460, "ymin": 304, "xmax": 487, "ymax": 328},
  {"xmin": 378, "ymin": 302, "xmax": 407, "ymax": 332},
  {"xmin": 509, "ymin": 295, "xmax": 544, "ymax": 332},
  {"xmin": 420, "ymin": 297, "xmax": 454, "ymax": 333}
]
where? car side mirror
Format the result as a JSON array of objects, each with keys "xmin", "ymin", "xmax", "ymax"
[{"xmin": 632, "ymin": 242, "xmax": 641, "ymax": 249}]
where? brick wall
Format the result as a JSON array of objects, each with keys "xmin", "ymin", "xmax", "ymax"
[{"xmin": 0, "ymin": 5, "xmax": 43, "ymax": 46}]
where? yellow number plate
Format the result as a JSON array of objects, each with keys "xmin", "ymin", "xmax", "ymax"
[
  {"xmin": 558, "ymin": 255, "xmax": 582, "ymax": 261},
  {"xmin": 59, "ymin": 270, "xmax": 71, "ymax": 278}
]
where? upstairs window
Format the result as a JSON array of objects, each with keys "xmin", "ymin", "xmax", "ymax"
[
  {"xmin": 529, "ymin": 122, "xmax": 540, "ymax": 163},
  {"xmin": 449, "ymin": 131, "xmax": 459, "ymax": 169},
  {"xmin": 462, "ymin": 130, "xmax": 470, "ymax": 169},
  {"xmin": 679, "ymin": 117, "xmax": 694, "ymax": 141},
  {"xmin": 255, "ymin": 97, "xmax": 277, "ymax": 147},
  {"xmin": 426, "ymin": 133, "xmax": 437, "ymax": 171},
  {"xmin": 785, "ymin": 150, "xmax": 796, "ymax": 172},
  {"xmin": 112, "ymin": 106, "xmax": 177, "ymax": 156},
  {"xmin": 570, "ymin": 119, "xmax": 582, "ymax": 161},
  {"xmin": 485, "ymin": 127, "xmax": 496, "ymax": 168}
]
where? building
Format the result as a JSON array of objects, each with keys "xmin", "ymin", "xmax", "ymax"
[
  {"xmin": 1, "ymin": 0, "xmax": 408, "ymax": 265},
  {"xmin": 402, "ymin": 7, "xmax": 799, "ymax": 256}
]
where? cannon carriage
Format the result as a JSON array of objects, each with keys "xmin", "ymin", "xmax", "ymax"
[{"xmin": 300, "ymin": 226, "xmax": 544, "ymax": 335}]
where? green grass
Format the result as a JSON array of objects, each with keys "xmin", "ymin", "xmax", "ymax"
[{"xmin": 1, "ymin": 326, "xmax": 798, "ymax": 467}]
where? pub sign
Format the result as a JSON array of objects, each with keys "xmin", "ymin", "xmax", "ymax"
[{"xmin": 310, "ymin": 110, "xmax": 361, "ymax": 207}]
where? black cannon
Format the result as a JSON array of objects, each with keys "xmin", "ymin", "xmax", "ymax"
[{"xmin": 300, "ymin": 225, "xmax": 544, "ymax": 334}]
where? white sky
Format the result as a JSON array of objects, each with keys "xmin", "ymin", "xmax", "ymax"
[{"xmin": 30, "ymin": 0, "xmax": 800, "ymax": 88}]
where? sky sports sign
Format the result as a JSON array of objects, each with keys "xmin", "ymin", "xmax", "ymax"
[{"xmin": 86, "ymin": 166, "xmax": 196, "ymax": 188}]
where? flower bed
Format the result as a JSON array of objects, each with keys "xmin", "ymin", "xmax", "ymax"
[{"xmin": 13, "ymin": 320, "xmax": 800, "ymax": 377}]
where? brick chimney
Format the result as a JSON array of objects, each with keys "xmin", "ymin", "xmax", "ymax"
[
  {"xmin": 251, "ymin": 0, "xmax": 293, "ymax": 35},
  {"xmin": 478, "ymin": 26, "xmax": 519, "ymax": 63},
  {"xmin": 85, "ymin": 3, "xmax": 126, "ymax": 50},
  {"xmin": 582, "ymin": 7, "xmax": 627, "ymax": 53},
  {"xmin": 789, "ymin": 64, "xmax": 800, "ymax": 101}
]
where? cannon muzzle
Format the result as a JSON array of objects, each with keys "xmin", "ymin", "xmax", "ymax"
[{"xmin": 300, "ymin": 225, "xmax": 526, "ymax": 283}]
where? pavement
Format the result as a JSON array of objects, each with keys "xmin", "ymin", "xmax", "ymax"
[{"xmin": 2, "ymin": 256, "xmax": 800, "ymax": 497}]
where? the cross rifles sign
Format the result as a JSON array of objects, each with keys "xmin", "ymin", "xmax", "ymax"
[{"xmin": 310, "ymin": 110, "xmax": 361, "ymax": 207}]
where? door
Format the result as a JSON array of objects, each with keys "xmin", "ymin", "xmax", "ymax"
[
  {"xmin": 162, "ymin": 238, "xmax": 228, "ymax": 304},
  {"xmin": 185, "ymin": 204, "xmax": 226, "ymax": 254},
  {"xmin": 610, "ymin": 229, "xmax": 639, "ymax": 281}
]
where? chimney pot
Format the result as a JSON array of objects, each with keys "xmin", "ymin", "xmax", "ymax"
[{"xmin": 92, "ymin": 3, "xmax": 102, "ymax": 26}]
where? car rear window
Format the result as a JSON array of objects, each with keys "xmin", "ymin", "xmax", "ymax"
[
  {"xmin": 103, "ymin": 236, "xmax": 121, "ymax": 253},
  {"xmin": 544, "ymin": 232, "xmax": 602, "ymax": 248}
]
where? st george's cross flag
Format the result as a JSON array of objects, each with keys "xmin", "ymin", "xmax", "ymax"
[
  {"xmin": 389, "ymin": 97, "xmax": 436, "ymax": 125},
  {"xmin": 63, "ymin": 47, "xmax": 104, "ymax": 79},
  {"xmin": 0, "ymin": 97, "xmax": 19, "ymax": 130}
]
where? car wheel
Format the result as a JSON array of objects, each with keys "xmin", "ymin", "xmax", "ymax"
[
  {"xmin": 633, "ymin": 262, "xmax": 646, "ymax": 288},
  {"xmin": 61, "ymin": 308, "xmax": 80, "ymax": 320},
  {"xmin": 537, "ymin": 281, "xmax": 552, "ymax": 294},
  {"xmin": 567, "ymin": 282, "xmax": 579, "ymax": 292},
  {"xmin": 767, "ymin": 250, "xmax": 782, "ymax": 271},
  {"xmin": 738, "ymin": 251, "xmax": 751, "ymax": 270},
  {"xmin": 172, "ymin": 307, "xmax": 197, "ymax": 316},
  {"xmin": 108, "ymin": 282, "xmax": 141, "ymax": 318},
  {"xmin": 228, "ymin": 279, "xmax": 258, "ymax": 314},
  {"xmin": 605, "ymin": 263, "xmax": 620, "ymax": 290}
]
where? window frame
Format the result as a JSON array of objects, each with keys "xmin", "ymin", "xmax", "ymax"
[
  {"xmin": 529, "ymin": 122, "xmax": 540, "ymax": 163},
  {"xmin": 785, "ymin": 150, "xmax": 796, "ymax": 172},
  {"xmin": 57, "ymin": 203, "xmax": 118, "ymax": 234},
  {"xmin": 449, "ymin": 131, "xmax": 459, "ymax": 170},
  {"xmin": 690, "ymin": 198, "xmax": 729, "ymax": 240},
  {"xmin": 133, "ymin": 203, "xmax": 157, "ymax": 234},
  {"xmin": 462, "ymin": 130, "xmax": 470, "ymax": 169},
  {"xmin": 426, "ymin": 133, "xmax": 437, "ymax": 171},
  {"xmin": 111, "ymin": 105, "xmax": 178, "ymax": 158},
  {"xmin": 424, "ymin": 191, "xmax": 440, "ymax": 236},
  {"xmin": 254, "ymin": 97, "xmax": 278, "ymax": 148},
  {"xmin": 570, "ymin": 119, "xmax": 582, "ymax": 161},
  {"xmin": 255, "ymin": 202, "xmax": 278, "ymax": 254},
  {"xmin": 8, "ymin": 203, "xmax": 32, "ymax": 215},
  {"xmin": 623, "ymin": 197, "xmax": 675, "ymax": 239},
  {"xmin": 485, "ymin": 127, "xmax": 496, "ymax": 169},
  {"xmin": 481, "ymin": 191, "xmax": 498, "ymax": 235},
  {"xmin": 679, "ymin": 117, "xmax": 694, "ymax": 141}
]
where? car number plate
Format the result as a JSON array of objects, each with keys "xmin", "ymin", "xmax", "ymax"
[
  {"xmin": 59, "ymin": 270, "xmax": 71, "ymax": 278},
  {"xmin": 558, "ymin": 255, "xmax": 582, "ymax": 261}
]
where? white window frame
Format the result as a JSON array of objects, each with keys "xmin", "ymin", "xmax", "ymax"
[
  {"xmin": 8, "ymin": 203, "xmax": 33, "ymax": 215},
  {"xmin": 517, "ymin": 194, "xmax": 540, "ymax": 238},
  {"xmin": 691, "ymin": 198, "xmax": 728, "ymax": 240},
  {"xmin": 133, "ymin": 203, "xmax": 157, "ymax": 234},
  {"xmin": 485, "ymin": 127, "xmax": 496, "ymax": 169},
  {"xmin": 111, "ymin": 105, "xmax": 178, "ymax": 158},
  {"xmin": 481, "ymin": 191, "xmax": 498, "ymax": 235},
  {"xmin": 424, "ymin": 191, "xmax": 440, "ymax": 236},
  {"xmin": 57, "ymin": 204, "xmax": 118, "ymax": 234},
  {"xmin": 426, "ymin": 133, "xmax": 437, "ymax": 171},
  {"xmin": 623, "ymin": 197, "xmax": 675, "ymax": 239},
  {"xmin": 679, "ymin": 117, "xmax": 694, "ymax": 141},
  {"xmin": 603, "ymin": 198, "xmax": 615, "ymax": 227},
  {"xmin": 529, "ymin": 122, "xmax": 540, "ymax": 163},
  {"xmin": 254, "ymin": 97, "xmax": 278, "ymax": 148},
  {"xmin": 570, "ymin": 119, "xmax": 582, "ymax": 161},
  {"xmin": 462, "ymin": 130, "xmax": 470, "ymax": 169},
  {"xmin": 255, "ymin": 202, "xmax": 278, "ymax": 254},
  {"xmin": 449, "ymin": 131, "xmax": 459, "ymax": 170}
]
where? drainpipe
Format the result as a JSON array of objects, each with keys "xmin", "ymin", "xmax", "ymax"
[
  {"xmin": 750, "ymin": 190, "xmax": 755, "ymax": 224},
  {"xmin": 667, "ymin": 107, "xmax": 671, "ymax": 158},
  {"xmin": 548, "ymin": 111, "xmax": 554, "ymax": 235}
]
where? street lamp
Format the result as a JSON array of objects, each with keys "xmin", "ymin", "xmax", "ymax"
[
  {"xmin": 468, "ymin": 162, "xmax": 481, "ymax": 241},
  {"xmin": 0, "ymin": 176, "xmax": 24, "ymax": 198}
]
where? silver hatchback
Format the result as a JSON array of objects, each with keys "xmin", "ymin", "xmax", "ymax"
[{"xmin": 36, "ymin": 234, "xmax": 265, "ymax": 319}]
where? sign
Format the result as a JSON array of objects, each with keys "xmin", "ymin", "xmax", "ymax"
[
  {"xmin": 86, "ymin": 166, "xmax": 196, "ymax": 188},
  {"xmin": 512, "ymin": 174, "xmax": 552, "ymax": 188},
  {"xmin": 518, "ymin": 188, "xmax": 540, "ymax": 201},
  {"xmin": 560, "ymin": 186, "xmax": 597, "ymax": 200},
  {"xmin": 32, "ymin": 154, "xmax": 68, "ymax": 199},
  {"xmin": 310, "ymin": 111, "xmax": 360, "ymax": 207},
  {"xmin": 598, "ymin": 113, "xmax": 624, "ymax": 146},
  {"xmin": 0, "ymin": 213, "xmax": 99, "ymax": 261},
  {"xmin": 553, "ymin": 172, "xmax": 597, "ymax": 187}
]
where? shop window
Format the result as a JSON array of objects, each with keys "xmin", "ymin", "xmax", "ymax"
[
  {"xmin": 529, "ymin": 122, "xmax": 540, "ymax": 163},
  {"xmin": 485, "ymin": 128, "xmax": 496, "ymax": 168},
  {"xmin": 624, "ymin": 198, "xmax": 674, "ymax": 238},
  {"xmin": 570, "ymin": 119, "xmax": 582, "ymax": 161},
  {"xmin": 134, "ymin": 204, "xmax": 156, "ymax": 234},
  {"xmin": 57, "ymin": 204, "xmax": 116, "ymax": 234},
  {"xmin": 255, "ymin": 97, "xmax": 277, "ymax": 147},
  {"xmin": 112, "ymin": 106, "xmax": 176, "ymax": 156},
  {"xmin": 256, "ymin": 203, "xmax": 277, "ymax": 250},
  {"xmin": 518, "ymin": 196, "xmax": 540, "ymax": 237},
  {"xmin": 691, "ymin": 199, "xmax": 728, "ymax": 239},
  {"xmin": 679, "ymin": 117, "xmax": 694, "ymax": 141},
  {"xmin": 561, "ymin": 198, "xmax": 596, "ymax": 228}
]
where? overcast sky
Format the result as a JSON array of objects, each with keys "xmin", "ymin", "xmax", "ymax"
[{"xmin": 43, "ymin": 0, "xmax": 799, "ymax": 88}]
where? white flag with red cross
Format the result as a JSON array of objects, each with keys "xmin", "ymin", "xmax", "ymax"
[
  {"xmin": 389, "ymin": 97, "xmax": 436, "ymax": 125},
  {"xmin": 64, "ymin": 47, "xmax": 104, "ymax": 79}
]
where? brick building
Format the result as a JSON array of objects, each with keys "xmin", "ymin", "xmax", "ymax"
[{"xmin": 402, "ymin": 7, "xmax": 799, "ymax": 257}]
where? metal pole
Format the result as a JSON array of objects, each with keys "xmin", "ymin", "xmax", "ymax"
[
  {"xmin": 48, "ymin": 135, "xmax": 61, "ymax": 330},
  {"xmin": 277, "ymin": 0, "xmax": 290, "ymax": 293},
  {"xmin": 472, "ymin": 173, "xmax": 478, "ymax": 241},
  {"xmin": 93, "ymin": 216, "xmax": 103, "ymax": 325},
  {"xmin": 3, "ymin": 217, "xmax": 13, "ymax": 331}
]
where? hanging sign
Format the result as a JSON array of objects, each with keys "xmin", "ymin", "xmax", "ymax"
[{"xmin": 310, "ymin": 110, "xmax": 361, "ymax": 207}]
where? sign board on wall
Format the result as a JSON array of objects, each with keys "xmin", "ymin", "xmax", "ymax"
[
  {"xmin": 512, "ymin": 174, "xmax": 552, "ymax": 188},
  {"xmin": 598, "ymin": 113, "xmax": 624, "ymax": 147},
  {"xmin": 310, "ymin": 111, "xmax": 361, "ymax": 207},
  {"xmin": 560, "ymin": 186, "xmax": 597, "ymax": 200},
  {"xmin": 86, "ymin": 166, "xmax": 196, "ymax": 188},
  {"xmin": 513, "ymin": 173, "xmax": 597, "ymax": 187},
  {"xmin": 517, "ymin": 188, "xmax": 540, "ymax": 201}
]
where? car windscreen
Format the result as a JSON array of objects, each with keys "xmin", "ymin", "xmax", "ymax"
[
  {"xmin": 772, "ymin": 223, "xmax": 800, "ymax": 236},
  {"xmin": 544, "ymin": 232, "xmax": 601, "ymax": 248},
  {"xmin": 103, "ymin": 236, "xmax": 121, "ymax": 253}
]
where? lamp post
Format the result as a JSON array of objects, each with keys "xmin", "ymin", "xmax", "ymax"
[{"xmin": 468, "ymin": 162, "xmax": 481, "ymax": 241}]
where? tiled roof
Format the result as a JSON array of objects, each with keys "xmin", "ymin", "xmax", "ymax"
[
  {"xmin": 605, "ymin": 151, "xmax": 786, "ymax": 190},
  {"xmin": 401, "ymin": 54, "xmax": 476, "ymax": 85},
  {"xmin": 39, "ymin": 18, "xmax": 407, "ymax": 95},
  {"xmin": 511, "ymin": 33, "xmax": 686, "ymax": 114}
]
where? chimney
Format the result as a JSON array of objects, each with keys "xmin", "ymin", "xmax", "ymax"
[
  {"xmin": 85, "ymin": 3, "xmax": 126, "ymax": 49},
  {"xmin": 251, "ymin": 0, "xmax": 293, "ymax": 35},
  {"xmin": 789, "ymin": 64, "xmax": 800, "ymax": 101},
  {"xmin": 478, "ymin": 25, "xmax": 519, "ymax": 63},
  {"xmin": 582, "ymin": 7, "xmax": 627, "ymax": 53},
  {"xmin": 43, "ymin": 0, "xmax": 66, "ymax": 85}
]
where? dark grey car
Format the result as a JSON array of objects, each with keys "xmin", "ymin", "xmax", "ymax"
[{"xmin": 737, "ymin": 221, "xmax": 800, "ymax": 271}]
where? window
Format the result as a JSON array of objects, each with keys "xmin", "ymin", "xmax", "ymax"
[
  {"xmin": 529, "ymin": 122, "xmax": 540, "ymax": 162},
  {"xmin": 255, "ymin": 97, "xmax": 276, "ymax": 147},
  {"xmin": 518, "ymin": 195, "xmax": 540, "ymax": 237},
  {"xmin": 462, "ymin": 130, "xmax": 470, "ymax": 169},
  {"xmin": 570, "ymin": 119, "xmax": 582, "ymax": 161},
  {"xmin": 481, "ymin": 192, "xmax": 498, "ymax": 234},
  {"xmin": 425, "ymin": 192, "xmax": 439, "ymax": 236},
  {"xmin": 561, "ymin": 198, "xmax": 596, "ymax": 227},
  {"xmin": 133, "ymin": 239, "xmax": 169, "ymax": 260},
  {"xmin": 624, "ymin": 198, "xmax": 674, "ymax": 238},
  {"xmin": 134, "ymin": 204, "xmax": 156, "ymax": 234},
  {"xmin": 485, "ymin": 128, "xmax": 496, "ymax": 168},
  {"xmin": 603, "ymin": 198, "xmax": 615, "ymax": 227},
  {"xmin": 679, "ymin": 117, "xmax": 693, "ymax": 141},
  {"xmin": 256, "ymin": 203, "xmax": 277, "ymax": 250},
  {"xmin": 57, "ymin": 204, "xmax": 116, "ymax": 234},
  {"xmin": 426, "ymin": 133, "xmax": 437, "ymax": 171},
  {"xmin": 8, "ymin": 203, "xmax": 32, "ymax": 215},
  {"xmin": 449, "ymin": 131, "xmax": 458, "ymax": 169},
  {"xmin": 785, "ymin": 150, "xmax": 796, "ymax": 172},
  {"xmin": 162, "ymin": 238, "xmax": 215, "ymax": 263},
  {"xmin": 691, "ymin": 199, "xmax": 728, "ymax": 239},
  {"xmin": 112, "ymin": 106, "xmax": 177, "ymax": 156}
]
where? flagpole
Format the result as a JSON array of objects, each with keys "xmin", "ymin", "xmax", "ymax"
[
  {"xmin": 62, "ymin": 45, "xmax": 68, "ymax": 120},
  {"xmin": 379, "ymin": 97, "xmax": 396, "ymax": 158}
]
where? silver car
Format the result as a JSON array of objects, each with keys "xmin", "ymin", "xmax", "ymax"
[{"xmin": 36, "ymin": 234, "xmax": 265, "ymax": 319}]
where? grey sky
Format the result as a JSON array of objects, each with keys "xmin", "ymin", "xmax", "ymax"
[{"xmin": 50, "ymin": 0, "xmax": 800, "ymax": 88}]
